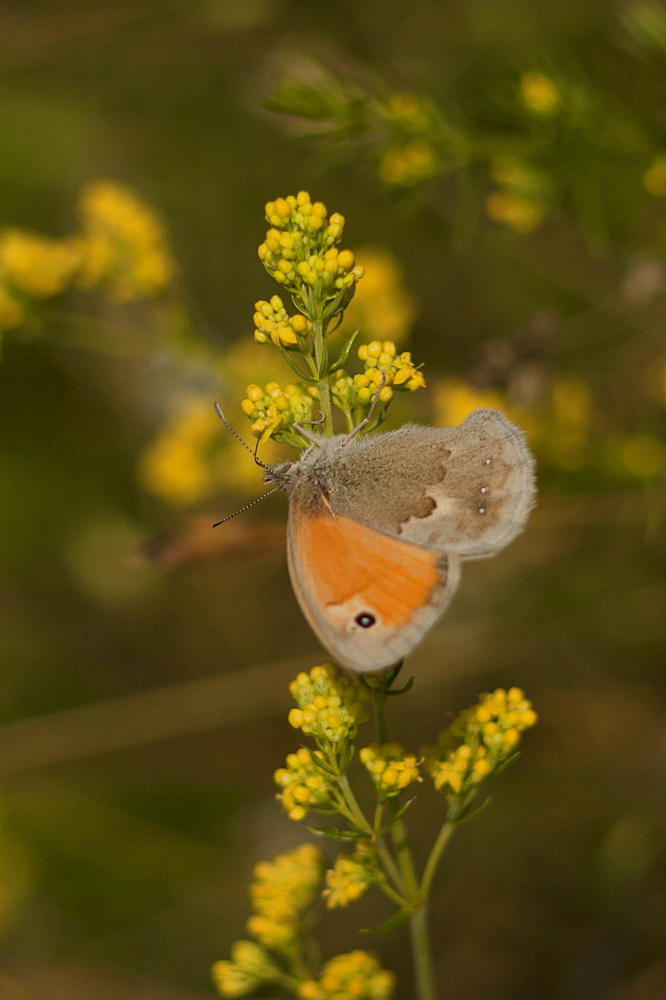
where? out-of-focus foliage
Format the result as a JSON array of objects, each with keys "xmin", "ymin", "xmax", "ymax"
[{"xmin": 0, "ymin": 1, "xmax": 664, "ymax": 998}]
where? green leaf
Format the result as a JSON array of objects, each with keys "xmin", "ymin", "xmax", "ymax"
[
  {"xmin": 362, "ymin": 906, "xmax": 412, "ymax": 934},
  {"xmin": 386, "ymin": 675, "xmax": 415, "ymax": 696},
  {"xmin": 328, "ymin": 328, "xmax": 359, "ymax": 372},
  {"xmin": 453, "ymin": 795, "xmax": 492, "ymax": 826},
  {"xmin": 279, "ymin": 347, "xmax": 318, "ymax": 383},
  {"xmin": 304, "ymin": 824, "xmax": 370, "ymax": 841},
  {"xmin": 303, "ymin": 747, "xmax": 338, "ymax": 775}
]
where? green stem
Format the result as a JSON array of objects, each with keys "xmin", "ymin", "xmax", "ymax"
[
  {"xmin": 421, "ymin": 821, "xmax": 456, "ymax": 898},
  {"xmin": 312, "ymin": 318, "xmax": 334, "ymax": 436},
  {"xmin": 409, "ymin": 904, "xmax": 437, "ymax": 1000},
  {"xmin": 371, "ymin": 676, "xmax": 437, "ymax": 999},
  {"xmin": 335, "ymin": 774, "xmax": 372, "ymax": 833}
]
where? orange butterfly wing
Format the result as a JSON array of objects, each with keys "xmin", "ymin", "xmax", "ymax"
[{"xmin": 287, "ymin": 509, "xmax": 460, "ymax": 672}]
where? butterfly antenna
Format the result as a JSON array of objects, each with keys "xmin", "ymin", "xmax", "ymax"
[
  {"xmin": 214, "ymin": 402, "xmax": 268, "ymax": 469},
  {"xmin": 212, "ymin": 487, "xmax": 280, "ymax": 527}
]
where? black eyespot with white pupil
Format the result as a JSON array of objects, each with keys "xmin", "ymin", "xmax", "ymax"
[{"xmin": 355, "ymin": 612, "xmax": 376, "ymax": 629}]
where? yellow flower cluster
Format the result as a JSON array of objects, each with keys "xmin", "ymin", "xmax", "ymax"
[
  {"xmin": 138, "ymin": 397, "xmax": 219, "ymax": 506},
  {"xmin": 258, "ymin": 192, "xmax": 364, "ymax": 317},
  {"xmin": 288, "ymin": 662, "xmax": 371, "ymax": 750},
  {"xmin": 486, "ymin": 157, "xmax": 549, "ymax": 233},
  {"xmin": 379, "ymin": 140, "xmax": 439, "ymax": 187},
  {"xmin": 212, "ymin": 940, "xmax": 278, "ymax": 998},
  {"xmin": 359, "ymin": 743, "xmax": 421, "ymax": 799},
  {"xmin": 424, "ymin": 688, "xmax": 537, "ymax": 799},
  {"xmin": 247, "ymin": 843, "xmax": 324, "ymax": 953},
  {"xmin": 520, "ymin": 72, "xmax": 561, "ymax": 116},
  {"xmin": 378, "ymin": 92, "xmax": 442, "ymax": 188},
  {"xmin": 358, "ymin": 340, "xmax": 425, "ymax": 391},
  {"xmin": 77, "ymin": 180, "xmax": 175, "ymax": 301},
  {"xmin": 241, "ymin": 380, "xmax": 319, "ymax": 445},
  {"xmin": 299, "ymin": 951, "xmax": 396, "ymax": 1000},
  {"xmin": 0, "ymin": 229, "xmax": 80, "ymax": 298},
  {"xmin": 324, "ymin": 847, "xmax": 375, "ymax": 909},
  {"xmin": 274, "ymin": 747, "xmax": 337, "ymax": 822},
  {"xmin": 253, "ymin": 294, "xmax": 311, "ymax": 348},
  {"xmin": 0, "ymin": 180, "xmax": 175, "ymax": 339},
  {"xmin": 331, "ymin": 342, "xmax": 425, "ymax": 418}
]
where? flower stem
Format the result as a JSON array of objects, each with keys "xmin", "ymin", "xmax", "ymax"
[
  {"xmin": 371, "ymin": 679, "xmax": 437, "ymax": 998},
  {"xmin": 312, "ymin": 318, "xmax": 334, "ymax": 436},
  {"xmin": 409, "ymin": 904, "xmax": 437, "ymax": 1000},
  {"xmin": 421, "ymin": 821, "xmax": 456, "ymax": 898}
]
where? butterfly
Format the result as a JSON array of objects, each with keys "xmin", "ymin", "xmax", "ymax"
[{"xmin": 260, "ymin": 409, "xmax": 535, "ymax": 673}]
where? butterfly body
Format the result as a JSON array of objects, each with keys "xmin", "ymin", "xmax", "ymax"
[{"xmin": 265, "ymin": 410, "xmax": 535, "ymax": 673}]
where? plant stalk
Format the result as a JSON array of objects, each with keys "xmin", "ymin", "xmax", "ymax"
[
  {"xmin": 409, "ymin": 904, "xmax": 437, "ymax": 1000},
  {"xmin": 312, "ymin": 318, "xmax": 334, "ymax": 436}
]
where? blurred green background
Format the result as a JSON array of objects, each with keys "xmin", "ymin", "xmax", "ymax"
[{"xmin": 0, "ymin": 0, "xmax": 665, "ymax": 997}]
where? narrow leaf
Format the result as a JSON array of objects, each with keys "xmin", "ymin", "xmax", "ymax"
[
  {"xmin": 278, "ymin": 347, "xmax": 319, "ymax": 383},
  {"xmin": 329, "ymin": 328, "xmax": 359, "ymax": 371},
  {"xmin": 362, "ymin": 907, "xmax": 412, "ymax": 934}
]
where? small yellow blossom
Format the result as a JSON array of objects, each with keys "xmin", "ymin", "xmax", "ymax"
[
  {"xmin": 423, "ymin": 688, "xmax": 537, "ymax": 802},
  {"xmin": 324, "ymin": 846, "xmax": 376, "ymax": 908},
  {"xmin": 643, "ymin": 154, "xmax": 666, "ymax": 197},
  {"xmin": 258, "ymin": 193, "xmax": 363, "ymax": 320},
  {"xmin": 379, "ymin": 140, "xmax": 439, "ymax": 187},
  {"xmin": 77, "ymin": 180, "xmax": 175, "ymax": 301},
  {"xmin": 486, "ymin": 158, "xmax": 550, "ymax": 232},
  {"xmin": 253, "ymin": 294, "xmax": 311, "ymax": 349},
  {"xmin": 383, "ymin": 91, "xmax": 433, "ymax": 131},
  {"xmin": 299, "ymin": 951, "xmax": 396, "ymax": 1000},
  {"xmin": 520, "ymin": 72, "xmax": 561, "ymax": 116},
  {"xmin": 246, "ymin": 843, "xmax": 324, "ymax": 953},
  {"xmin": 359, "ymin": 743, "xmax": 421, "ymax": 799},
  {"xmin": 212, "ymin": 940, "xmax": 278, "ymax": 998},
  {"xmin": 288, "ymin": 662, "xmax": 371, "ymax": 750},
  {"xmin": 240, "ymin": 380, "xmax": 319, "ymax": 447},
  {"xmin": 485, "ymin": 191, "xmax": 545, "ymax": 233},
  {"xmin": 274, "ymin": 747, "xmax": 337, "ymax": 821},
  {"xmin": 0, "ymin": 229, "xmax": 80, "ymax": 298}
]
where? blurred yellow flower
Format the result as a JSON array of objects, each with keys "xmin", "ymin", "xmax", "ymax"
[
  {"xmin": 77, "ymin": 180, "xmax": 175, "ymax": 301},
  {"xmin": 340, "ymin": 247, "xmax": 417, "ymax": 343},
  {"xmin": 379, "ymin": 140, "xmax": 439, "ymax": 187},
  {"xmin": 324, "ymin": 847, "xmax": 376, "ymax": 909},
  {"xmin": 485, "ymin": 191, "xmax": 545, "ymax": 233},
  {"xmin": 299, "ymin": 950, "xmax": 396, "ymax": 1000},
  {"xmin": 247, "ymin": 843, "xmax": 324, "ymax": 953},
  {"xmin": 434, "ymin": 378, "xmax": 506, "ymax": 428},
  {"xmin": 0, "ymin": 229, "xmax": 80, "ymax": 298},
  {"xmin": 138, "ymin": 397, "xmax": 219, "ymax": 506},
  {"xmin": 520, "ymin": 72, "xmax": 561, "ymax": 116}
]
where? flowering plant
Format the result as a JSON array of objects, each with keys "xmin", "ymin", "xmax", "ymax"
[{"xmin": 211, "ymin": 194, "xmax": 537, "ymax": 1000}]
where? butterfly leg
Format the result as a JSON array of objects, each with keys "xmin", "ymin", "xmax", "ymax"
[
  {"xmin": 342, "ymin": 373, "xmax": 388, "ymax": 443},
  {"xmin": 293, "ymin": 410, "xmax": 326, "ymax": 445}
]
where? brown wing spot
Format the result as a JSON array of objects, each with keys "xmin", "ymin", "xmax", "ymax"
[{"xmin": 299, "ymin": 513, "xmax": 442, "ymax": 628}]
